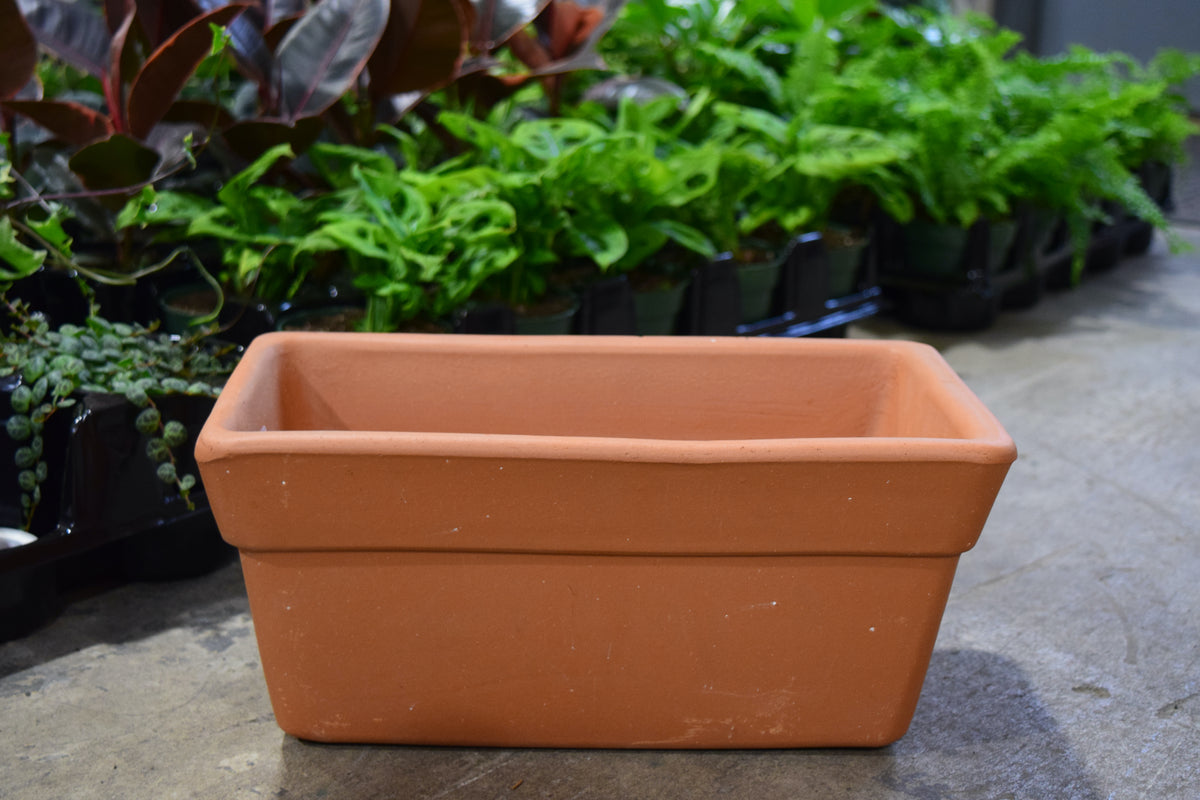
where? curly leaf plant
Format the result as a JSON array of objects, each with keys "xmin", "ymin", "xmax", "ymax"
[{"xmin": 1, "ymin": 296, "xmax": 230, "ymax": 531}]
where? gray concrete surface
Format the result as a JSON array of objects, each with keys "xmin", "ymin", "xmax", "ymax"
[{"xmin": 2, "ymin": 229, "xmax": 1199, "ymax": 799}]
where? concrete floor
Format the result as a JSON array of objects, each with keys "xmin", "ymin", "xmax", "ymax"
[{"xmin": 2, "ymin": 229, "xmax": 1198, "ymax": 799}]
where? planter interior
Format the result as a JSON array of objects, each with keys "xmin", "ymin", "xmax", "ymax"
[{"xmin": 197, "ymin": 333, "xmax": 1015, "ymax": 748}]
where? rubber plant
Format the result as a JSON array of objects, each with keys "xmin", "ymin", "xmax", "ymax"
[
  {"xmin": 1, "ymin": 293, "xmax": 232, "ymax": 532},
  {"xmin": 458, "ymin": 0, "xmax": 627, "ymax": 116},
  {"xmin": 0, "ymin": 0, "xmax": 249, "ymax": 193},
  {"xmin": 192, "ymin": 0, "xmax": 394, "ymax": 155}
]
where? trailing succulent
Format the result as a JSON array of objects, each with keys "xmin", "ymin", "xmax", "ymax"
[{"xmin": 2, "ymin": 297, "xmax": 232, "ymax": 531}]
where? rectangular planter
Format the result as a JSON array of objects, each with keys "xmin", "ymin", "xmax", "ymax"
[{"xmin": 196, "ymin": 333, "xmax": 1016, "ymax": 748}]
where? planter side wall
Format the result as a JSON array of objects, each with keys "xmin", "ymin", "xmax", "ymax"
[{"xmin": 242, "ymin": 549, "xmax": 961, "ymax": 748}]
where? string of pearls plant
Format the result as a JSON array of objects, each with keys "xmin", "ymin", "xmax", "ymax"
[{"xmin": 2, "ymin": 295, "xmax": 233, "ymax": 531}]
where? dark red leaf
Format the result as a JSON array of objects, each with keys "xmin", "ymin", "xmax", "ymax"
[
  {"xmin": 67, "ymin": 133, "xmax": 161, "ymax": 190},
  {"xmin": 221, "ymin": 117, "xmax": 323, "ymax": 161},
  {"xmin": 162, "ymin": 99, "xmax": 236, "ymax": 130},
  {"xmin": 538, "ymin": 0, "xmax": 605, "ymax": 59},
  {"xmin": 103, "ymin": 0, "xmax": 129, "ymax": 33},
  {"xmin": 105, "ymin": 2, "xmax": 138, "ymax": 132},
  {"xmin": 275, "ymin": 0, "xmax": 390, "ymax": 122},
  {"xmin": 263, "ymin": 14, "xmax": 303, "ymax": 52},
  {"xmin": 505, "ymin": 28, "xmax": 550, "ymax": 71},
  {"xmin": 136, "ymin": 0, "xmax": 204, "ymax": 46},
  {"xmin": 367, "ymin": 0, "xmax": 470, "ymax": 99},
  {"xmin": 0, "ymin": 0, "xmax": 38, "ymax": 100},
  {"xmin": 127, "ymin": 4, "xmax": 248, "ymax": 140},
  {"xmin": 20, "ymin": 0, "xmax": 112, "ymax": 79},
  {"xmin": 1, "ymin": 99, "xmax": 116, "ymax": 145}
]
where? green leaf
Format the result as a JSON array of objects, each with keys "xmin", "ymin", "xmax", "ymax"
[
  {"xmin": 156, "ymin": 462, "xmax": 177, "ymax": 484},
  {"xmin": 146, "ymin": 438, "xmax": 170, "ymax": 462},
  {"xmin": 18, "ymin": 469, "xmax": 37, "ymax": 492},
  {"xmin": 14, "ymin": 446, "xmax": 36, "ymax": 469},
  {"xmin": 179, "ymin": 474, "xmax": 197, "ymax": 492},
  {"xmin": 695, "ymin": 42, "xmax": 784, "ymax": 108},
  {"xmin": 566, "ymin": 212, "xmax": 628, "ymax": 269},
  {"xmin": 22, "ymin": 356, "xmax": 46, "ymax": 384},
  {"xmin": 163, "ymin": 420, "xmax": 188, "ymax": 447},
  {"xmin": 30, "ymin": 376, "xmax": 48, "ymax": 405},
  {"xmin": 0, "ymin": 218, "xmax": 46, "ymax": 281},
  {"xmin": 125, "ymin": 386, "xmax": 150, "ymax": 407},
  {"xmin": 10, "ymin": 385, "xmax": 32, "ymax": 414},
  {"xmin": 135, "ymin": 407, "xmax": 162, "ymax": 435}
]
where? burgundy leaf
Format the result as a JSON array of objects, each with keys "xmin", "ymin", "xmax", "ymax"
[
  {"xmin": 162, "ymin": 99, "xmax": 236, "ymax": 130},
  {"xmin": 102, "ymin": 0, "xmax": 129, "ymax": 33},
  {"xmin": 106, "ymin": 1, "xmax": 138, "ymax": 132},
  {"xmin": 68, "ymin": 133, "xmax": 161, "ymax": 190},
  {"xmin": 468, "ymin": 0, "xmax": 550, "ymax": 52},
  {"xmin": 262, "ymin": 14, "xmax": 302, "ymax": 52},
  {"xmin": 127, "ymin": 4, "xmax": 248, "ymax": 140},
  {"xmin": 367, "ymin": 0, "xmax": 470, "ymax": 99},
  {"xmin": 1, "ymin": 99, "xmax": 115, "ymax": 145},
  {"xmin": 221, "ymin": 116, "xmax": 322, "ymax": 161},
  {"xmin": 275, "ymin": 0, "xmax": 389, "ymax": 122},
  {"xmin": 0, "ymin": 0, "xmax": 38, "ymax": 100},
  {"xmin": 136, "ymin": 0, "xmax": 204, "ymax": 46},
  {"xmin": 536, "ymin": 0, "xmax": 610, "ymax": 60},
  {"xmin": 19, "ymin": 0, "xmax": 112, "ymax": 79}
]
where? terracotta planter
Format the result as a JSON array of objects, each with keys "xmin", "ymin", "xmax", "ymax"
[{"xmin": 196, "ymin": 333, "xmax": 1016, "ymax": 748}]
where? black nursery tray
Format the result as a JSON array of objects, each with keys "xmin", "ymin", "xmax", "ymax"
[{"xmin": 0, "ymin": 390, "xmax": 234, "ymax": 642}]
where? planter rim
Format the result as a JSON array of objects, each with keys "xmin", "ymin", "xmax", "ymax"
[{"xmin": 196, "ymin": 333, "xmax": 1014, "ymax": 467}]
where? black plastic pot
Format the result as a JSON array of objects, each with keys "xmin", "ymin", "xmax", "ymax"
[
  {"xmin": 879, "ymin": 218, "xmax": 1008, "ymax": 331},
  {"xmin": 0, "ymin": 389, "xmax": 234, "ymax": 641},
  {"xmin": 632, "ymin": 281, "xmax": 688, "ymax": 335},
  {"xmin": 157, "ymin": 284, "xmax": 276, "ymax": 346}
]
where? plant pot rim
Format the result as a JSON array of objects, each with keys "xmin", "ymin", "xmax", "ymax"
[{"xmin": 197, "ymin": 333, "xmax": 1014, "ymax": 467}]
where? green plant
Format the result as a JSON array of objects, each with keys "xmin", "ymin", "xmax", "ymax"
[
  {"xmin": 119, "ymin": 143, "xmax": 331, "ymax": 302},
  {"xmin": 123, "ymin": 139, "xmax": 523, "ymax": 330},
  {"xmin": 442, "ymin": 101, "xmax": 718, "ymax": 292},
  {"xmin": 304, "ymin": 141, "xmax": 521, "ymax": 328},
  {"xmin": 1, "ymin": 295, "xmax": 232, "ymax": 531},
  {"xmin": 708, "ymin": 102, "xmax": 913, "ymax": 242}
]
